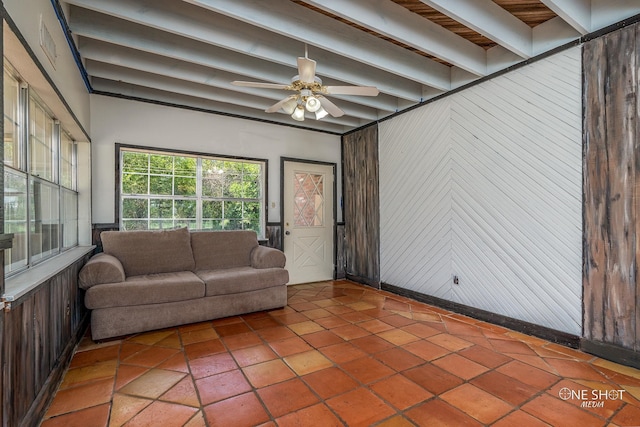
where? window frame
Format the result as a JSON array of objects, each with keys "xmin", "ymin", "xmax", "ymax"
[
  {"xmin": 3, "ymin": 64, "xmax": 79, "ymax": 277},
  {"xmin": 116, "ymin": 144, "xmax": 268, "ymax": 237},
  {"xmin": 4, "ymin": 65, "xmax": 23, "ymax": 170}
]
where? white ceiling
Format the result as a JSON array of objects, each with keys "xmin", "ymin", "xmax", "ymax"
[{"xmin": 58, "ymin": 0, "xmax": 640, "ymax": 134}]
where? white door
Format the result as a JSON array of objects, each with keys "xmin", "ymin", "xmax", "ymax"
[{"xmin": 283, "ymin": 161, "xmax": 334, "ymax": 285}]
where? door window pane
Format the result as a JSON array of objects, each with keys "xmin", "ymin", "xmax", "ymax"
[{"xmin": 293, "ymin": 173, "xmax": 325, "ymax": 227}]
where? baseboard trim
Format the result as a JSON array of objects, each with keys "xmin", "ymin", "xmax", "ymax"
[
  {"xmin": 580, "ymin": 339, "xmax": 640, "ymax": 369},
  {"xmin": 381, "ymin": 282, "xmax": 580, "ymax": 348},
  {"xmin": 346, "ymin": 274, "xmax": 380, "ymax": 289}
]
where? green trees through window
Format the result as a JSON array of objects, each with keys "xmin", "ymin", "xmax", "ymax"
[{"xmin": 120, "ymin": 149, "xmax": 265, "ymax": 235}]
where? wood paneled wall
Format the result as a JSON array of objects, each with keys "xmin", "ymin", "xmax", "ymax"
[
  {"xmin": 583, "ymin": 22, "xmax": 640, "ymax": 355},
  {"xmin": 336, "ymin": 223, "xmax": 346, "ymax": 279},
  {"xmin": 2, "ymin": 257, "xmax": 90, "ymax": 427},
  {"xmin": 342, "ymin": 125, "xmax": 380, "ymax": 287},
  {"xmin": 265, "ymin": 224, "xmax": 282, "ymax": 250}
]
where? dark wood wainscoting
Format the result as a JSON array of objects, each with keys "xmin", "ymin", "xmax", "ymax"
[
  {"xmin": 265, "ymin": 224, "xmax": 282, "ymax": 250},
  {"xmin": 2, "ymin": 255, "xmax": 91, "ymax": 427},
  {"xmin": 91, "ymin": 223, "xmax": 120, "ymax": 252},
  {"xmin": 336, "ymin": 223, "xmax": 345, "ymax": 279},
  {"xmin": 342, "ymin": 124, "xmax": 380, "ymax": 288},
  {"xmin": 583, "ymin": 21, "xmax": 640, "ymax": 365}
]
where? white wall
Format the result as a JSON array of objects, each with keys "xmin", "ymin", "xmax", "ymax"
[
  {"xmin": 76, "ymin": 141, "xmax": 92, "ymax": 245},
  {"xmin": 90, "ymin": 95, "xmax": 342, "ymax": 225},
  {"xmin": 4, "ymin": 0, "xmax": 90, "ymax": 137},
  {"xmin": 379, "ymin": 47, "xmax": 583, "ymax": 335}
]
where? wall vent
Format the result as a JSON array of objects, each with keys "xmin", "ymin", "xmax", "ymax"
[{"xmin": 39, "ymin": 15, "xmax": 57, "ymax": 69}]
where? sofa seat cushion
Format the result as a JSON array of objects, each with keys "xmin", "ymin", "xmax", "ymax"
[
  {"xmin": 85, "ymin": 271, "xmax": 205, "ymax": 309},
  {"xmin": 197, "ymin": 267, "xmax": 289, "ymax": 297}
]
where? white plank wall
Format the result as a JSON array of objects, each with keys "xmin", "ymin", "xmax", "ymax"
[
  {"xmin": 379, "ymin": 47, "xmax": 582, "ymax": 335},
  {"xmin": 379, "ymin": 99, "xmax": 453, "ymax": 300}
]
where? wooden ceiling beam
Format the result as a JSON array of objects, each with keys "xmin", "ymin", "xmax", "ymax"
[
  {"xmin": 419, "ymin": 0, "xmax": 533, "ymax": 58},
  {"xmin": 299, "ymin": 0, "xmax": 487, "ymax": 76}
]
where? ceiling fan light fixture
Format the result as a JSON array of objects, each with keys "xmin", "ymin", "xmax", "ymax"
[
  {"xmin": 315, "ymin": 107, "xmax": 328, "ymax": 120},
  {"xmin": 282, "ymin": 97, "xmax": 298, "ymax": 115},
  {"xmin": 305, "ymin": 96, "xmax": 321, "ymax": 112},
  {"xmin": 291, "ymin": 106, "xmax": 306, "ymax": 121},
  {"xmin": 235, "ymin": 52, "xmax": 377, "ymax": 124}
]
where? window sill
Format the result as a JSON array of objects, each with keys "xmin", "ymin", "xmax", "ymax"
[{"xmin": 4, "ymin": 246, "xmax": 95, "ymax": 303}]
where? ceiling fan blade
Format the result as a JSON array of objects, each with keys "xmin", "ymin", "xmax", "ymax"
[
  {"xmin": 317, "ymin": 96, "xmax": 344, "ymax": 117},
  {"xmin": 297, "ymin": 57, "xmax": 317, "ymax": 83},
  {"xmin": 265, "ymin": 95, "xmax": 298, "ymax": 113},
  {"xmin": 323, "ymin": 86, "xmax": 379, "ymax": 96},
  {"xmin": 232, "ymin": 81, "xmax": 290, "ymax": 90}
]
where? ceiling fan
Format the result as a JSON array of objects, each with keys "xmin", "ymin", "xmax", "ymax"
[{"xmin": 231, "ymin": 51, "xmax": 379, "ymax": 122}]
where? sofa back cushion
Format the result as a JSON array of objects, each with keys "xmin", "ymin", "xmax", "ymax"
[
  {"xmin": 101, "ymin": 227, "xmax": 195, "ymax": 276},
  {"xmin": 191, "ymin": 230, "xmax": 258, "ymax": 270}
]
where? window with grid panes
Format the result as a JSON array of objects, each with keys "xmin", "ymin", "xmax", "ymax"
[
  {"xmin": 120, "ymin": 148, "xmax": 265, "ymax": 236},
  {"xmin": 3, "ymin": 63, "xmax": 79, "ymax": 275}
]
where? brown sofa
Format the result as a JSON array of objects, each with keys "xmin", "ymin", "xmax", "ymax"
[{"xmin": 79, "ymin": 228, "xmax": 289, "ymax": 340}]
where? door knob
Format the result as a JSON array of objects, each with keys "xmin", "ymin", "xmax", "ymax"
[{"xmin": 285, "ymin": 231, "xmax": 290, "ymax": 235}]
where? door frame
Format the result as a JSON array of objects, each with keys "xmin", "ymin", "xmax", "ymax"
[{"xmin": 280, "ymin": 157, "xmax": 338, "ymax": 280}]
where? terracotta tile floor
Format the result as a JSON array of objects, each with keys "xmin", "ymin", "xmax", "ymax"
[{"xmin": 41, "ymin": 280, "xmax": 640, "ymax": 426}]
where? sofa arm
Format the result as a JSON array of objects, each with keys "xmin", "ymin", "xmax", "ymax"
[
  {"xmin": 251, "ymin": 245, "xmax": 286, "ymax": 269},
  {"xmin": 79, "ymin": 253, "xmax": 126, "ymax": 290}
]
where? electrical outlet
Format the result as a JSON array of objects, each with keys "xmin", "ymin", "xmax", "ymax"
[{"xmin": 453, "ymin": 275, "xmax": 459, "ymax": 285}]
